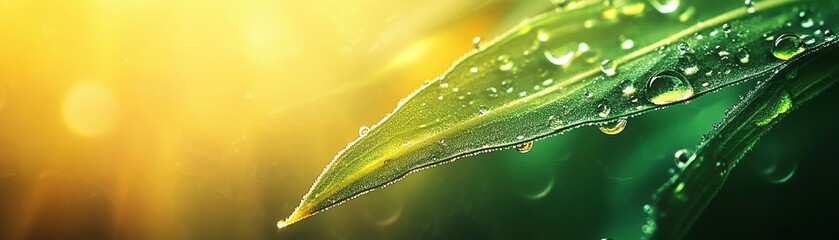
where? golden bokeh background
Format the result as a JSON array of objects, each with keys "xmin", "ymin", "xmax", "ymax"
[{"xmin": 0, "ymin": 0, "xmax": 553, "ymax": 238}]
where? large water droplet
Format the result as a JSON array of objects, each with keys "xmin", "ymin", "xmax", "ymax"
[
  {"xmin": 359, "ymin": 126, "xmax": 370, "ymax": 137},
  {"xmin": 516, "ymin": 141, "xmax": 534, "ymax": 154},
  {"xmin": 649, "ymin": 0, "xmax": 680, "ymax": 14},
  {"xmin": 646, "ymin": 70, "xmax": 694, "ymax": 105},
  {"xmin": 599, "ymin": 118, "xmax": 627, "ymax": 135},
  {"xmin": 674, "ymin": 148, "xmax": 695, "ymax": 169},
  {"xmin": 772, "ymin": 34, "xmax": 804, "ymax": 60}
]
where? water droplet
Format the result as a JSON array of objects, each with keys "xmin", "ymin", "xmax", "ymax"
[
  {"xmin": 597, "ymin": 103, "xmax": 611, "ymax": 118},
  {"xmin": 542, "ymin": 79, "xmax": 554, "ymax": 86},
  {"xmin": 646, "ymin": 70, "xmax": 694, "ymax": 105},
  {"xmin": 802, "ymin": 34, "xmax": 816, "ymax": 45},
  {"xmin": 479, "ymin": 105, "xmax": 490, "ymax": 115},
  {"xmin": 674, "ymin": 148, "xmax": 695, "ymax": 169},
  {"xmin": 745, "ymin": 0, "xmax": 756, "ymax": 13},
  {"xmin": 694, "ymin": 32, "xmax": 704, "ymax": 40},
  {"xmin": 649, "ymin": 0, "xmax": 680, "ymax": 14},
  {"xmin": 472, "ymin": 37, "xmax": 482, "ymax": 49},
  {"xmin": 486, "ymin": 87, "xmax": 499, "ymax": 98},
  {"xmin": 599, "ymin": 118, "xmax": 627, "ymax": 135},
  {"xmin": 440, "ymin": 82, "xmax": 449, "ymax": 89},
  {"xmin": 548, "ymin": 115, "xmax": 564, "ymax": 130},
  {"xmin": 825, "ymin": 30, "xmax": 837, "ymax": 41},
  {"xmin": 600, "ymin": 60, "xmax": 617, "ymax": 76},
  {"xmin": 799, "ymin": 11, "xmax": 814, "ymax": 28},
  {"xmin": 677, "ymin": 42, "xmax": 691, "ymax": 55},
  {"xmin": 359, "ymin": 126, "xmax": 370, "ymax": 137},
  {"xmin": 643, "ymin": 204, "xmax": 654, "ymax": 214},
  {"xmin": 544, "ymin": 50, "xmax": 575, "ymax": 66},
  {"xmin": 683, "ymin": 65, "xmax": 699, "ymax": 75},
  {"xmin": 621, "ymin": 39, "xmax": 635, "ymax": 50},
  {"xmin": 622, "ymin": 85, "xmax": 637, "ymax": 96},
  {"xmin": 497, "ymin": 55, "xmax": 514, "ymax": 71},
  {"xmin": 801, "ymin": 18, "xmax": 814, "ymax": 28},
  {"xmin": 722, "ymin": 23, "xmax": 732, "ymax": 33},
  {"xmin": 537, "ymin": 29, "xmax": 550, "ymax": 42},
  {"xmin": 470, "ymin": 67, "xmax": 479, "ymax": 73},
  {"xmin": 584, "ymin": 91, "xmax": 594, "ymax": 98},
  {"xmin": 737, "ymin": 48, "xmax": 751, "ymax": 64},
  {"xmin": 515, "ymin": 141, "xmax": 534, "ymax": 154},
  {"xmin": 771, "ymin": 33, "xmax": 804, "ymax": 60}
]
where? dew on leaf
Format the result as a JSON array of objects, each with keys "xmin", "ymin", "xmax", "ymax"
[
  {"xmin": 646, "ymin": 70, "xmax": 694, "ymax": 105},
  {"xmin": 771, "ymin": 33, "xmax": 804, "ymax": 60},
  {"xmin": 598, "ymin": 118, "xmax": 627, "ymax": 135}
]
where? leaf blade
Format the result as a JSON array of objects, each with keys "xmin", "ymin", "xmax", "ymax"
[{"xmin": 281, "ymin": 0, "xmax": 838, "ymax": 227}]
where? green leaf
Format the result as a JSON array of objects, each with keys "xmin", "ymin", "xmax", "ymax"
[
  {"xmin": 279, "ymin": 0, "xmax": 839, "ymax": 228},
  {"xmin": 646, "ymin": 30, "xmax": 839, "ymax": 240}
]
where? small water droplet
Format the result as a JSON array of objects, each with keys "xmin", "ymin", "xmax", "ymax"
[
  {"xmin": 737, "ymin": 48, "xmax": 751, "ymax": 64},
  {"xmin": 801, "ymin": 18, "xmax": 814, "ymax": 28},
  {"xmin": 548, "ymin": 115, "xmax": 564, "ymax": 130},
  {"xmin": 772, "ymin": 33, "xmax": 804, "ymax": 60},
  {"xmin": 537, "ymin": 29, "xmax": 550, "ymax": 42},
  {"xmin": 600, "ymin": 60, "xmax": 617, "ymax": 76},
  {"xmin": 599, "ymin": 118, "xmax": 627, "ymax": 135},
  {"xmin": 694, "ymin": 32, "xmax": 704, "ymax": 40},
  {"xmin": 802, "ymin": 34, "xmax": 816, "ymax": 45},
  {"xmin": 677, "ymin": 42, "xmax": 691, "ymax": 55},
  {"xmin": 470, "ymin": 67, "xmax": 479, "ymax": 73},
  {"xmin": 486, "ymin": 87, "xmax": 499, "ymax": 98},
  {"xmin": 825, "ymin": 30, "xmax": 837, "ymax": 41},
  {"xmin": 515, "ymin": 141, "xmax": 534, "ymax": 154},
  {"xmin": 359, "ymin": 126, "xmax": 370, "ymax": 137},
  {"xmin": 584, "ymin": 91, "xmax": 594, "ymax": 98},
  {"xmin": 472, "ymin": 37, "xmax": 482, "ymax": 49},
  {"xmin": 646, "ymin": 70, "xmax": 694, "ymax": 105},
  {"xmin": 542, "ymin": 79, "xmax": 554, "ymax": 86},
  {"xmin": 621, "ymin": 39, "xmax": 635, "ymax": 50},
  {"xmin": 440, "ymin": 82, "xmax": 449, "ymax": 89},
  {"xmin": 683, "ymin": 65, "xmax": 699, "ymax": 75},
  {"xmin": 745, "ymin": 0, "xmax": 756, "ymax": 13},
  {"xmin": 479, "ymin": 105, "xmax": 490, "ymax": 115},
  {"xmin": 722, "ymin": 23, "xmax": 732, "ymax": 33},
  {"xmin": 674, "ymin": 148, "xmax": 695, "ymax": 169},
  {"xmin": 649, "ymin": 0, "xmax": 680, "ymax": 14},
  {"xmin": 544, "ymin": 50, "xmax": 575, "ymax": 66},
  {"xmin": 643, "ymin": 204, "xmax": 654, "ymax": 214},
  {"xmin": 498, "ymin": 55, "xmax": 514, "ymax": 71},
  {"xmin": 799, "ymin": 11, "xmax": 814, "ymax": 28},
  {"xmin": 597, "ymin": 103, "xmax": 611, "ymax": 118}
]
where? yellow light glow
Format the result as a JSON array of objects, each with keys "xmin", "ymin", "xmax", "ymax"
[{"xmin": 62, "ymin": 81, "xmax": 118, "ymax": 137}]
